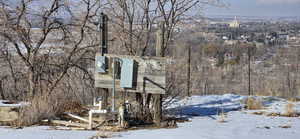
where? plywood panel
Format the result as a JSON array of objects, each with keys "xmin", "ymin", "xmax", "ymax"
[{"xmin": 95, "ymin": 54, "xmax": 167, "ymax": 94}]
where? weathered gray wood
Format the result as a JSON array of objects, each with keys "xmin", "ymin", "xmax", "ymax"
[
  {"xmin": 153, "ymin": 21, "xmax": 165, "ymax": 126},
  {"xmin": 0, "ymin": 106, "xmax": 19, "ymax": 122},
  {"xmin": 66, "ymin": 113, "xmax": 90, "ymax": 123},
  {"xmin": 95, "ymin": 54, "xmax": 168, "ymax": 94},
  {"xmin": 51, "ymin": 120, "xmax": 88, "ymax": 128}
]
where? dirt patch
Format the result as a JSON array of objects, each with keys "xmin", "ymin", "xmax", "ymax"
[
  {"xmin": 251, "ymin": 111, "xmax": 300, "ymax": 117},
  {"xmin": 279, "ymin": 125, "xmax": 292, "ymax": 128}
]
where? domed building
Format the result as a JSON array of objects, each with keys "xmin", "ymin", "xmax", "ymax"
[{"xmin": 229, "ymin": 16, "xmax": 240, "ymax": 28}]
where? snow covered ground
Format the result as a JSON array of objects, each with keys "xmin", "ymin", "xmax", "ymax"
[
  {"xmin": 1, "ymin": 94, "xmax": 300, "ymax": 139},
  {"xmin": 0, "ymin": 126, "xmax": 97, "ymax": 139},
  {"xmin": 119, "ymin": 112, "xmax": 300, "ymax": 139}
]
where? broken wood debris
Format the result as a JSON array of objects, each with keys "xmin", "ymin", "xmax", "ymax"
[
  {"xmin": 65, "ymin": 113, "xmax": 90, "ymax": 123},
  {"xmin": 50, "ymin": 120, "xmax": 88, "ymax": 129}
]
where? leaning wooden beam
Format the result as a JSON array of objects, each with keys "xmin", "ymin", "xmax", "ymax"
[
  {"xmin": 93, "ymin": 120, "xmax": 106, "ymax": 129},
  {"xmin": 50, "ymin": 126, "xmax": 86, "ymax": 131},
  {"xmin": 65, "ymin": 113, "xmax": 89, "ymax": 123},
  {"xmin": 51, "ymin": 120, "xmax": 88, "ymax": 128}
]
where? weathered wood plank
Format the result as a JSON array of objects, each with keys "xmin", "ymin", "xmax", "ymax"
[
  {"xmin": 0, "ymin": 107, "xmax": 19, "ymax": 122},
  {"xmin": 65, "ymin": 113, "xmax": 90, "ymax": 123}
]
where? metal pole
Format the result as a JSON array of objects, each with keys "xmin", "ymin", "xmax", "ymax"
[
  {"xmin": 98, "ymin": 13, "xmax": 102, "ymax": 53},
  {"xmin": 112, "ymin": 58, "xmax": 116, "ymax": 112}
]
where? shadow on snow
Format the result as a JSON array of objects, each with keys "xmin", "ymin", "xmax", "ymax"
[{"xmin": 165, "ymin": 96, "xmax": 244, "ymax": 119}]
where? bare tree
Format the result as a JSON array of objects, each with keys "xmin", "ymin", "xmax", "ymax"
[
  {"xmin": 103, "ymin": 0, "xmax": 222, "ymax": 56},
  {"xmin": 0, "ymin": 0, "xmax": 100, "ymax": 99}
]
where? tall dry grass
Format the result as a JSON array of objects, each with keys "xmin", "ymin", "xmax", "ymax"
[
  {"xmin": 246, "ymin": 97, "xmax": 263, "ymax": 110},
  {"xmin": 17, "ymin": 95, "xmax": 59, "ymax": 126},
  {"xmin": 283, "ymin": 102, "xmax": 296, "ymax": 117},
  {"xmin": 16, "ymin": 93, "xmax": 82, "ymax": 126}
]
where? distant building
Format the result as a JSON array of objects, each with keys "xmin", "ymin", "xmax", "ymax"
[
  {"xmin": 224, "ymin": 40, "xmax": 238, "ymax": 45},
  {"xmin": 278, "ymin": 33, "xmax": 289, "ymax": 40},
  {"xmin": 222, "ymin": 36, "xmax": 229, "ymax": 40},
  {"xmin": 229, "ymin": 16, "xmax": 240, "ymax": 28}
]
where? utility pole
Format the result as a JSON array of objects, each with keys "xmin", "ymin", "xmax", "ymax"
[
  {"xmin": 100, "ymin": 13, "xmax": 108, "ymax": 55},
  {"xmin": 248, "ymin": 45, "xmax": 251, "ymax": 96},
  {"xmin": 97, "ymin": 12, "xmax": 109, "ymax": 110},
  {"xmin": 187, "ymin": 45, "xmax": 191, "ymax": 97}
]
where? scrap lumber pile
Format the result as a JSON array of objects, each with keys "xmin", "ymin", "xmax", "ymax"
[{"xmin": 0, "ymin": 100, "xmax": 26, "ymax": 124}]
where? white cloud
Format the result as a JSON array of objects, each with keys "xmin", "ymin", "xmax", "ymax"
[{"xmin": 257, "ymin": 0, "xmax": 300, "ymax": 4}]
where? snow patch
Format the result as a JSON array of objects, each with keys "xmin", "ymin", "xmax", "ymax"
[{"xmin": 0, "ymin": 100, "xmax": 29, "ymax": 107}]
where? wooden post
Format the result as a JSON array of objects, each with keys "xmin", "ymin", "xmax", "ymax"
[
  {"xmin": 152, "ymin": 22, "xmax": 165, "ymax": 126},
  {"xmin": 95, "ymin": 88, "xmax": 108, "ymax": 110},
  {"xmin": 152, "ymin": 94, "xmax": 162, "ymax": 125},
  {"xmin": 118, "ymin": 104, "xmax": 125, "ymax": 128},
  {"xmin": 136, "ymin": 93, "xmax": 144, "ymax": 121}
]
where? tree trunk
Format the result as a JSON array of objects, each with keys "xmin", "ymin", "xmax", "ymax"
[
  {"xmin": 28, "ymin": 71, "xmax": 35, "ymax": 98},
  {"xmin": 0, "ymin": 80, "xmax": 5, "ymax": 99}
]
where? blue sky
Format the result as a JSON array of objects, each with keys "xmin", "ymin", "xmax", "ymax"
[
  {"xmin": 7, "ymin": 0, "xmax": 300, "ymax": 17},
  {"xmin": 205, "ymin": 0, "xmax": 300, "ymax": 17}
]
